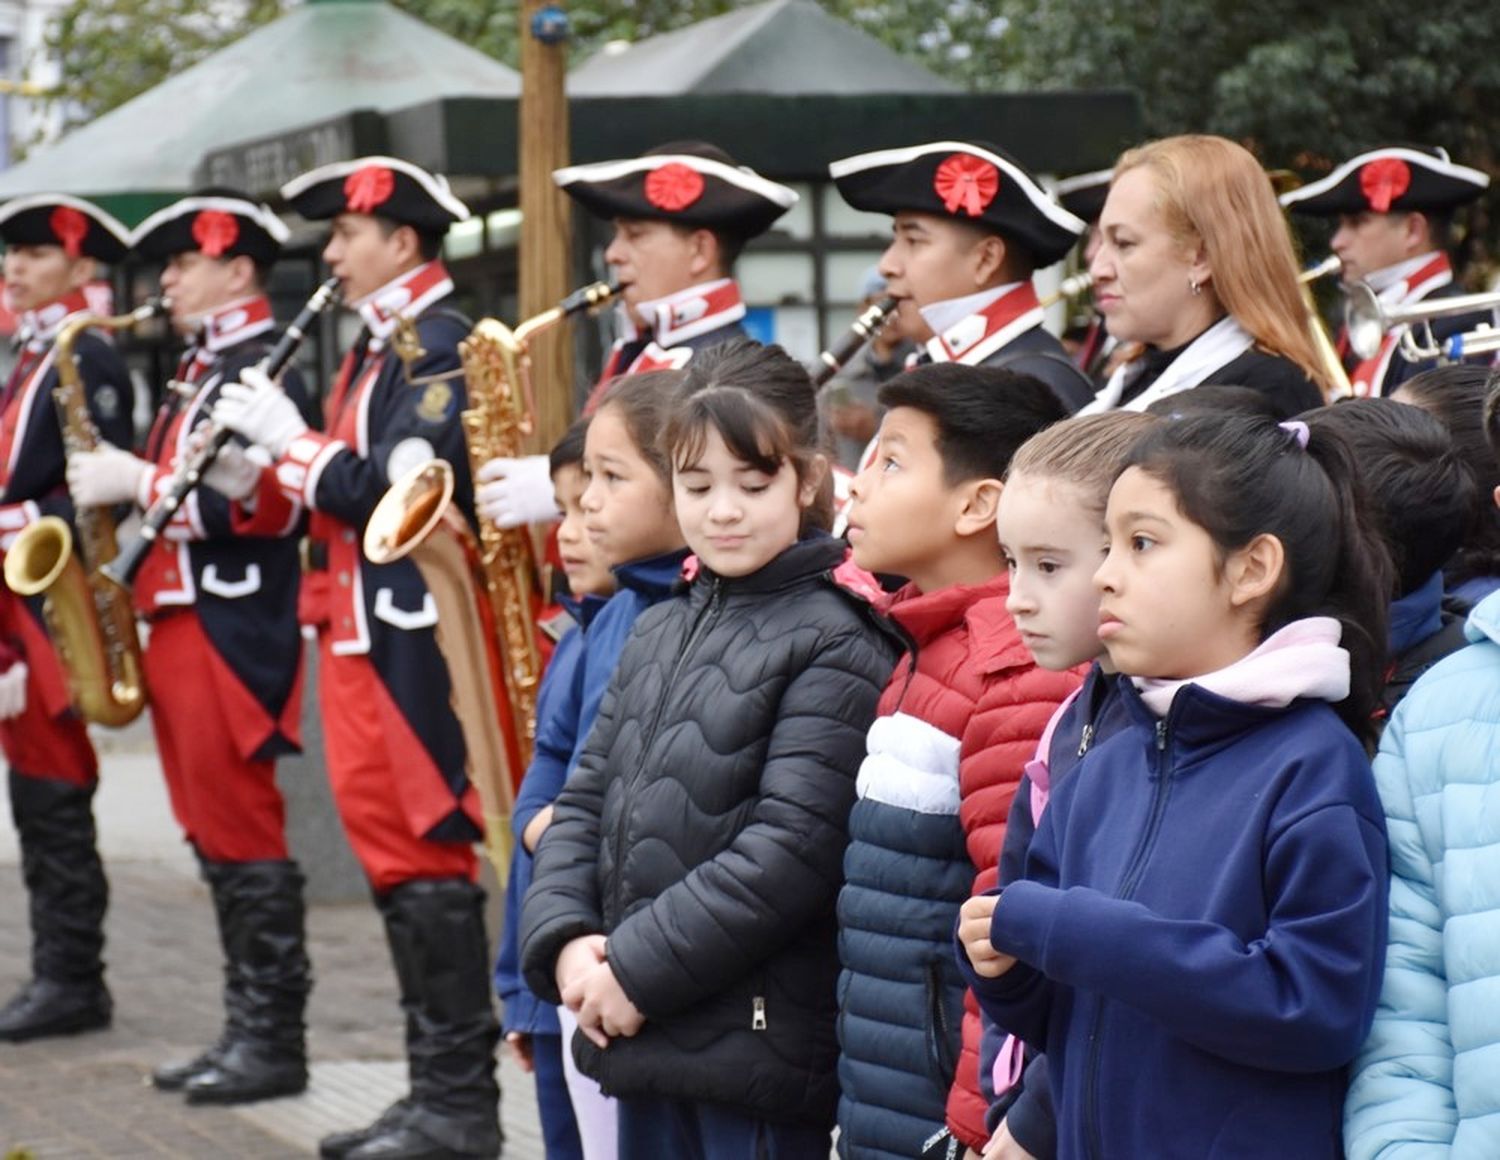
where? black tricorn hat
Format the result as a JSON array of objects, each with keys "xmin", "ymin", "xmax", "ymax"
[
  {"xmin": 1280, "ymin": 146, "xmax": 1489, "ymax": 216},
  {"xmin": 0, "ymin": 194, "xmax": 131, "ymax": 263},
  {"xmin": 829, "ymin": 141, "xmax": 1085, "ymax": 266},
  {"xmin": 131, "ymin": 190, "xmax": 289, "ymax": 265},
  {"xmin": 553, "ymin": 141, "xmax": 798, "ymax": 239},
  {"xmin": 280, "ymin": 156, "xmax": 470, "ymax": 232}
]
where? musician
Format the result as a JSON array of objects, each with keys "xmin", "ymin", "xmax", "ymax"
[
  {"xmin": 474, "ymin": 140, "xmax": 797, "ymax": 530},
  {"xmin": 211, "ymin": 157, "xmax": 500, "ymax": 1160},
  {"xmin": 1054, "ymin": 167, "xmax": 1114, "ymax": 379},
  {"xmin": 1081, "ymin": 135, "xmax": 1332, "ymax": 415},
  {"xmin": 0, "ymin": 194, "xmax": 132, "ymax": 1043},
  {"xmin": 1281, "ymin": 145, "xmax": 1492, "ymax": 397},
  {"xmin": 828, "ymin": 140, "xmax": 1096, "ymax": 411},
  {"xmin": 66, "ymin": 191, "xmax": 312, "ymax": 1104}
]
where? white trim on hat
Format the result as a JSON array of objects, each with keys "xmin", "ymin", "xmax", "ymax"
[
  {"xmin": 0, "ymin": 192, "xmax": 131, "ymax": 248},
  {"xmin": 279, "ymin": 155, "xmax": 471, "ymax": 222},
  {"xmin": 551, "ymin": 154, "xmax": 799, "ymax": 209},
  {"xmin": 828, "ymin": 141, "xmax": 1086, "ymax": 235},
  {"xmin": 1279, "ymin": 146, "xmax": 1490, "ymax": 209},
  {"xmin": 130, "ymin": 196, "xmax": 291, "ymax": 248},
  {"xmin": 1055, "ymin": 168, "xmax": 1113, "ymax": 198}
]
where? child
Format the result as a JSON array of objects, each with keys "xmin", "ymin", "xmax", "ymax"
[
  {"xmin": 493, "ymin": 420, "xmax": 613, "ymax": 1160},
  {"xmin": 521, "ymin": 340, "xmax": 900, "ymax": 1159},
  {"xmin": 835, "ymin": 365, "xmax": 1077, "ymax": 1160},
  {"xmin": 958, "ymin": 413, "xmax": 1392, "ymax": 1158},
  {"xmin": 985, "ymin": 411, "xmax": 1158, "ymax": 1159},
  {"xmin": 1304, "ymin": 398, "xmax": 1475, "ymax": 719},
  {"xmin": 1343, "ymin": 378, "xmax": 1500, "ymax": 1158}
]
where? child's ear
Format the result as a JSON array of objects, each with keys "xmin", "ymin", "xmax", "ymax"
[
  {"xmin": 954, "ymin": 478, "xmax": 1003, "ymax": 538},
  {"xmin": 798, "ymin": 453, "xmax": 830, "ymax": 508},
  {"xmin": 1225, "ymin": 532, "xmax": 1285, "ymax": 609}
]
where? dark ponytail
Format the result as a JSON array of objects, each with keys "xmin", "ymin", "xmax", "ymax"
[{"xmin": 1124, "ymin": 413, "xmax": 1392, "ymax": 747}]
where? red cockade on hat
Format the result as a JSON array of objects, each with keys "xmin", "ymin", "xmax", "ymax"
[
  {"xmin": 345, "ymin": 165, "xmax": 396, "ymax": 214},
  {"xmin": 934, "ymin": 153, "xmax": 1000, "ymax": 218},
  {"xmin": 49, "ymin": 206, "xmax": 89, "ymax": 258},
  {"xmin": 1360, "ymin": 157, "xmax": 1412, "ymax": 214},
  {"xmin": 644, "ymin": 163, "xmax": 705, "ymax": 213},
  {"xmin": 192, "ymin": 210, "xmax": 240, "ymax": 259}
]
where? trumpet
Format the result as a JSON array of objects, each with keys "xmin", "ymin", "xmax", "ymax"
[
  {"xmin": 1295, "ymin": 256, "xmax": 1353, "ymax": 400},
  {"xmin": 1299, "ymin": 255, "xmax": 1342, "ymax": 284},
  {"xmin": 1345, "ymin": 282, "xmax": 1500, "ymax": 362},
  {"xmin": 1039, "ymin": 272, "xmax": 1093, "ymax": 309},
  {"xmin": 813, "ymin": 296, "xmax": 897, "ymax": 388}
]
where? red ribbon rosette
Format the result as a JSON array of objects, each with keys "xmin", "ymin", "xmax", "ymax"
[
  {"xmin": 192, "ymin": 210, "xmax": 241, "ymax": 259},
  {"xmin": 344, "ymin": 165, "xmax": 396, "ymax": 214},
  {"xmin": 49, "ymin": 206, "xmax": 89, "ymax": 258},
  {"xmin": 934, "ymin": 153, "xmax": 1000, "ymax": 218},
  {"xmin": 1359, "ymin": 158, "xmax": 1411, "ymax": 214},
  {"xmin": 644, "ymin": 163, "xmax": 705, "ymax": 213}
]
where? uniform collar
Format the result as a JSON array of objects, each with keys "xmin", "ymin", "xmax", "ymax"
[
  {"xmin": 1364, "ymin": 251, "xmax": 1451, "ymax": 303},
  {"xmin": 354, "ymin": 260, "xmax": 454, "ymax": 341},
  {"xmin": 18, "ymin": 288, "xmax": 92, "ymax": 348},
  {"xmin": 626, "ymin": 278, "xmax": 746, "ymax": 348},
  {"xmin": 920, "ymin": 281, "xmax": 1044, "ymax": 364},
  {"xmin": 192, "ymin": 294, "xmax": 275, "ymax": 354}
]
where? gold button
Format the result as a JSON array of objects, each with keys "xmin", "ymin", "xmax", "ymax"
[{"xmin": 337, "ymin": 572, "xmax": 350, "ymax": 587}]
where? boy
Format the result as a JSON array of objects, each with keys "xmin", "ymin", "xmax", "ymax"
[{"xmin": 838, "ymin": 365, "xmax": 1079, "ymax": 1159}]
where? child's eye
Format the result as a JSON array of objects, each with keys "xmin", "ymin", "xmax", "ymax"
[
  {"xmin": 1001, "ymin": 553, "xmax": 1017, "ymax": 572},
  {"xmin": 1130, "ymin": 534, "xmax": 1155, "ymax": 553},
  {"xmin": 880, "ymin": 455, "xmax": 900, "ymax": 473},
  {"xmin": 1038, "ymin": 559, "xmax": 1061, "ymax": 575},
  {"xmin": 742, "ymin": 484, "xmax": 769, "ymax": 496},
  {"xmin": 682, "ymin": 484, "xmax": 709, "ymax": 497}
]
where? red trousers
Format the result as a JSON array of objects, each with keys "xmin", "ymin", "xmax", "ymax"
[
  {"xmin": 143, "ymin": 612, "xmax": 289, "ymax": 862},
  {"xmin": 0, "ymin": 595, "xmax": 96, "ymax": 787}
]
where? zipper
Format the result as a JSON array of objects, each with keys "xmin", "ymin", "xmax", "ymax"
[
  {"xmin": 607, "ymin": 577, "xmax": 725, "ymax": 924},
  {"xmin": 752, "ymin": 995, "xmax": 767, "ymax": 1031},
  {"xmin": 1077, "ymin": 722, "xmax": 1095, "ymax": 757}
]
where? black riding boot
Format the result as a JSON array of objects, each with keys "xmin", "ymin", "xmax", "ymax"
[
  {"xmin": 0, "ymin": 770, "xmax": 111, "ymax": 1042},
  {"xmin": 183, "ymin": 860, "xmax": 311, "ymax": 1104},
  {"xmin": 339, "ymin": 878, "xmax": 501, "ymax": 1160},
  {"xmin": 152, "ymin": 851, "xmax": 238, "ymax": 1090}
]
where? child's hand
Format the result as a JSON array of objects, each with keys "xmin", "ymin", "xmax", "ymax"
[
  {"xmin": 958, "ymin": 895, "xmax": 1017, "ymax": 978},
  {"xmin": 982, "ymin": 1120, "xmax": 1037, "ymax": 1160},
  {"xmin": 522, "ymin": 804, "xmax": 555, "ymax": 853},
  {"xmin": 505, "ymin": 1030, "xmax": 535, "ymax": 1073},
  {"xmin": 576, "ymin": 955, "xmax": 646, "ymax": 1047},
  {"xmin": 555, "ymin": 933, "xmax": 608, "ymax": 1010}
]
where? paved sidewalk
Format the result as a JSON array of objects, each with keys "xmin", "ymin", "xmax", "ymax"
[{"xmin": 0, "ymin": 739, "xmax": 542, "ymax": 1159}]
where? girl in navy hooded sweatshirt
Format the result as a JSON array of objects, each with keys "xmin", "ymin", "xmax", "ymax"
[{"xmin": 957, "ymin": 413, "xmax": 1391, "ymax": 1159}]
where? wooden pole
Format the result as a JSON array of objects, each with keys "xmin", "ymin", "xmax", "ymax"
[{"xmin": 519, "ymin": 0, "xmax": 575, "ymax": 451}]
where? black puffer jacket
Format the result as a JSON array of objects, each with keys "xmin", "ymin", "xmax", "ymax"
[{"xmin": 521, "ymin": 534, "xmax": 900, "ymax": 1128}]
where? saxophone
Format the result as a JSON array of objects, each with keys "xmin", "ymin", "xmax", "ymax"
[
  {"xmin": 2, "ymin": 300, "xmax": 168, "ymax": 726},
  {"xmin": 364, "ymin": 279, "xmax": 619, "ymax": 879}
]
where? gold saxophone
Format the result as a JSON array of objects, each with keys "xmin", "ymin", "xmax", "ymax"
[
  {"xmin": 364, "ymin": 279, "xmax": 619, "ymax": 879},
  {"xmin": 2, "ymin": 300, "xmax": 167, "ymax": 726}
]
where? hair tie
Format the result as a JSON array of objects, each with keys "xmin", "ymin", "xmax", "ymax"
[{"xmin": 1278, "ymin": 419, "xmax": 1310, "ymax": 449}]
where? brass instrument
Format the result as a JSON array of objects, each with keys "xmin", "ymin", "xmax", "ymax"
[
  {"xmin": 2, "ymin": 299, "xmax": 168, "ymax": 726},
  {"xmin": 1346, "ymin": 281, "xmax": 1500, "ymax": 362},
  {"xmin": 1296, "ymin": 256, "xmax": 1354, "ymax": 400},
  {"xmin": 1039, "ymin": 271, "xmax": 1093, "ymax": 310},
  {"xmin": 363, "ymin": 278, "xmax": 620, "ymax": 879},
  {"xmin": 813, "ymin": 296, "xmax": 897, "ymax": 388}
]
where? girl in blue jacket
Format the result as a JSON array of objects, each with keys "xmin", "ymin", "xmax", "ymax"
[{"xmin": 958, "ymin": 413, "xmax": 1392, "ymax": 1159}]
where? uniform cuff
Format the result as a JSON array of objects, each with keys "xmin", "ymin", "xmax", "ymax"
[
  {"xmin": 231, "ymin": 465, "xmax": 302, "ymax": 536},
  {"xmin": 273, "ymin": 431, "xmax": 345, "ymax": 511}
]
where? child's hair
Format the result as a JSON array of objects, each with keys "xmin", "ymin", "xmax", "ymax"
[
  {"xmin": 1123, "ymin": 413, "xmax": 1391, "ymax": 744},
  {"xmin": 1143, "ymin": 384, "xmax": 1284, "ymax": 422},
  {"xmin": 876, "ymin": 364, "xmax": 1068, "ymax": 485},
  {"xmin": 1399, "ymin": 365, "xmax": 1500, "ymax": 589},
  {"xmin": 1008, "ymin": 411, "xmax": 1159, "ymax": 515},
  {"xmin": 662, "ymin": 338, "xmax": 833, "ymax": 531},
  {"xmin": 1484, "ymin": 369, "xmax": 1500, "ymax": 460},
  {"xmin": 592, "ymin": 369, "xmax": 686, "ymax": 485},
  {"xmin": 1303, "ymin": 399, "xmax": 1473, "ymax": 598},
  {"xmin": 549, "ymin": 417, "xmax": 589, "ymax": 475}
]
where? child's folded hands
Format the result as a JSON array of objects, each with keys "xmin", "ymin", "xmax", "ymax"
[{"xmin": 958, "ymin": 894, "xmax": 1018, "ymax": 978}]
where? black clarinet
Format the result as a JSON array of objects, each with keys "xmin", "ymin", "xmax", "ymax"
[
  {"xmin": 101, "ymin": 276, "xmax": 342, "ymax": 590},
  {"xmin": 812, "ymin": 296, "xmax": 899, "ymax": 388}
]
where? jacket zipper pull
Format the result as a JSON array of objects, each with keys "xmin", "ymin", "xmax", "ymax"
[
  {"xmin": 1077, "ymin": 722, "xmax": 1094, "ymax": 757},
  {"xmin": 752, "ymin": 995, "xmax": 767, "ymax": 1031},
  {"xmin": 1155, "ymin": 719, "xmax": 1168, "ymax": 752}
]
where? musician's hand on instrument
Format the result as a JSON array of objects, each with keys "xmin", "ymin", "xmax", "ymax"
[
  {"xmin": 555, "ymin": 933, "xmax": 608, "ymax": 1011},
  {"xmin": 201, "ymin": 440, "xmax": 263, "ymax": 503},
  {"xmin": 213, "ymin": 367, "xmax": 306, "ymax": 459},
  {"xmin": 958, "ymin": 893, "xmax": 1017, "ymax": 978},
  {"xmin": 0, "ymin": 661, "xmax": 27, "ymax": 720},
  {"xmin": 475, "ymin": 454, "xmax": 557, "ymax": 529},
  {"xmin": 66, "ymin": 443, "xmax": 151, "ymax": 508}
]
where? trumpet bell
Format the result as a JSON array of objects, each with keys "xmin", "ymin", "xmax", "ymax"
[
  {"xmin": 364, "ymin": 460, "xmax": 456, "ymax": 567},
  {"xmin": 1345, "ymin": 282, "xmax": 1388, "ymax": 361}
]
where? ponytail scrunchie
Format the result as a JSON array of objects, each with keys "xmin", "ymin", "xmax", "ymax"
[{"xmin": 1278, "ymin": 419, "xmax": 1310, "ymax": 449}]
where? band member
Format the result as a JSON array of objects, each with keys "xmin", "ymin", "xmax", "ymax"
[
  {"xmin": 1281, "ymin": 145, "xmax": 1492, "ymax": 397},
  {"xmin": 828, "ymin": 140, "xmax": 1096, "ymax": 411},
  {"xmin": 0, "ymin": 194, "xmax": 132, "ymax": 1041},
  {"xmin": 65, "ymin": 191, "xmax": 311, "ymax": 1104},
  {"xmin": 1081, "ymin": 135, "xmax": 1332, "ymax": 415},
  {"xmin": 1054, "ymin": 167, "xmax": 1114, "ymax": 379},
  {"xmin": 474, "ymin": 140, "xmax": 797, "ymax": 530},
  {"xmin": 212, "ymin": 157, "xmax": 500, "ymax": 1160}
]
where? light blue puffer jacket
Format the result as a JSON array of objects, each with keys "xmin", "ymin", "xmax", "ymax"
[{"xmin": 1345, "ymin": 589, "xmax": 1500, "ymax": 1159}]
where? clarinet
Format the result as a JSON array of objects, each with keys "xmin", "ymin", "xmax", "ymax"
[
  {"xmin": 812, "ymin": 296, "xmax": 898, "ymax": 388},
  {"xmin": 101, "ymin": 276, "xmax": 343, "ymax": 590}
]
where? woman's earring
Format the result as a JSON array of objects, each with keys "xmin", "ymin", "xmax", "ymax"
[{"xmin": 1189, "ymin": 277, "xmax": 1202, "ymax": 296}]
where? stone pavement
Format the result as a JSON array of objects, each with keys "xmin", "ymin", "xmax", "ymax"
[{"xmin": 0, "ymin": 732, "xmax": 542, "ymax": 1159}]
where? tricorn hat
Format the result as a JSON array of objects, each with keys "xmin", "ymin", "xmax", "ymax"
[
  {"xmin": 1280, "ymin": 146, "xmax": 1489, "ymax": 216},
  {"xmin": 281, "ymin": 156, "xmax": 470, "ymax": 232},
  {"xmin": 132, "ymin": 190, "xmax": 289, "ymax": 265},
  {"xmin": 0, "ymin": 194, "xmax": 131, "ymax": 263}
]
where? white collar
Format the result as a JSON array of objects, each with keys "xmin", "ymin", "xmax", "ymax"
[
  {"xmin": 1082, "ymin": 315, "xmax": 1255, "ymax": 414},
  {"xmin": 353, "ymin": 260, "xmax": 454, "ymax": 342},
  {"xmin": 919, "ymin": 282, "xmax": 1021, "ymax": 339},
  {"xmin": 626, "ymin": 277, "xmax": 746, "ymax": 347},
  {"xmin": 1365, "ymin": 251, "xmax": 1445, "ymax": 300}
]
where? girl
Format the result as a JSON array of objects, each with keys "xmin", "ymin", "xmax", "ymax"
[
  {"xmin": 960, "ymin": 413, "xmax": 1391, "ymax": 1158},
  {"xmin": 521, "ymin": 340, "xmax": 899, "ymax": 1159}
]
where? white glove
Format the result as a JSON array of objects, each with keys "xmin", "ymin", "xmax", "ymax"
[
  {"xmin": 211, "ymin": 367, "xmax": 307, "ymax": 460},
  {"xmin": 67, "ymin": 443, "xmax": 151, "ymax": 508},
  {"xmin": 474, "ymin": 454, "xmax": 558, "ymax": 528},
  {"xmin": 200, "ymin": 439, "xmax": 264, "ymax": 502},
  {"xmin": 0, "ymin": 662, "xmax": 27, "ymax": 721}
]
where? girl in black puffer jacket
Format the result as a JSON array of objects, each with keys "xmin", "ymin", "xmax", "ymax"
[{"xmin": 522, "ymin": 341, "xmax": 900, "ymax": 1158}]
